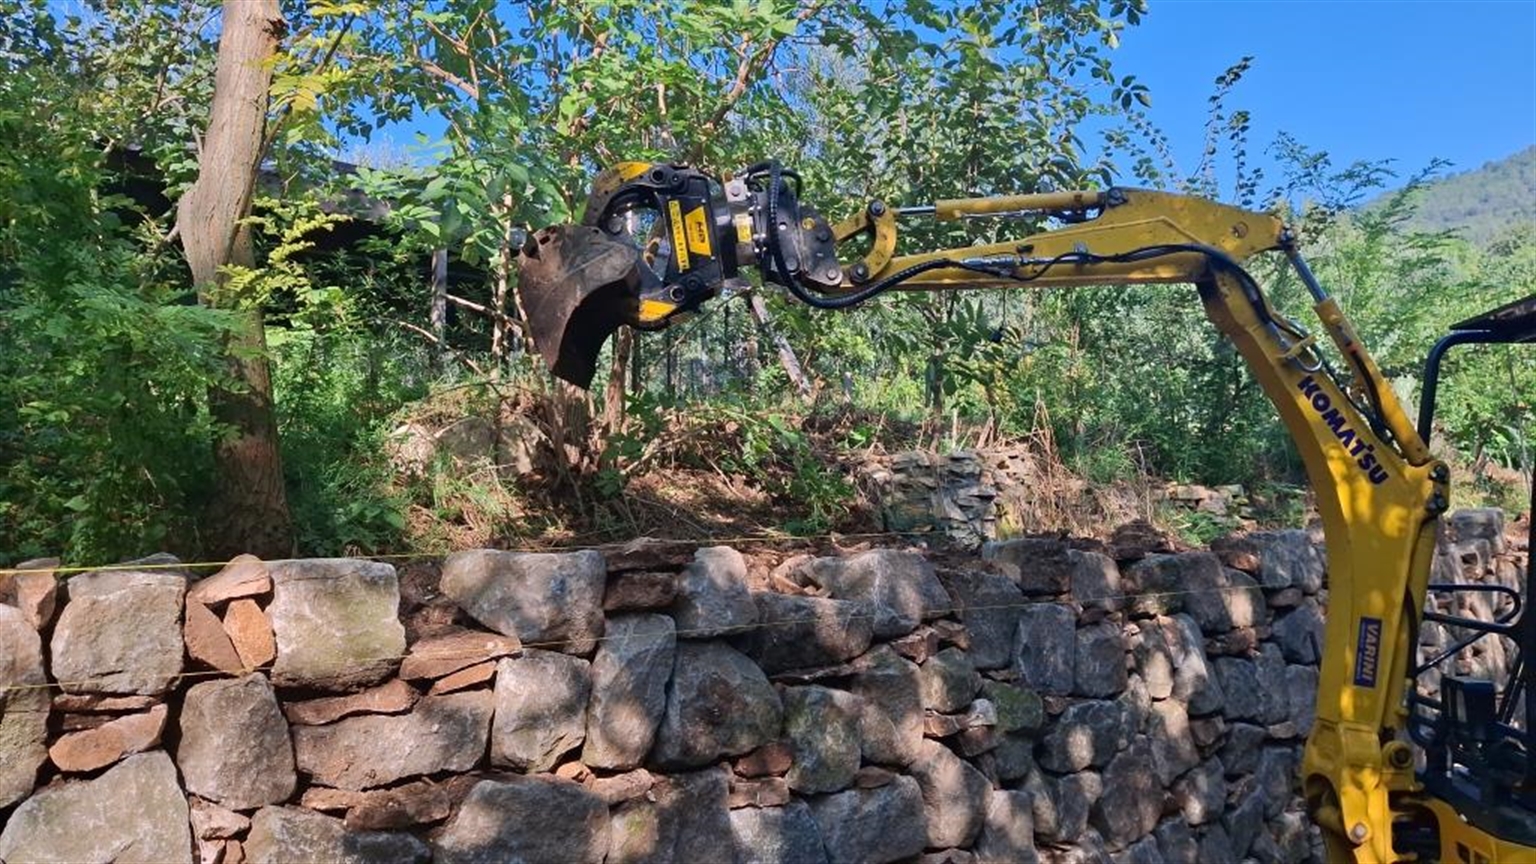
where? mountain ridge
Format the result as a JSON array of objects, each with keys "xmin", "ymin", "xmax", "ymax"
[{"xmin": 1377, "ymin": 145, "xmax": 1536, "ymax": 245}]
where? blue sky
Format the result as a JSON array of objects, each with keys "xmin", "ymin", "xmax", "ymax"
[{"xmin": 1111, "ymin": 0, "xmax": 1536, "ymax": 182}]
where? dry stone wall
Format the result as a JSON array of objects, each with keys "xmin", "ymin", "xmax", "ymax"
[
  {"xmin": 0, "ymin": 528, "xmax": 1341, "ymax": 864},
  {"xmin": 1418, "ymin": 508, "xmax": 1528, "ymax": 704}
]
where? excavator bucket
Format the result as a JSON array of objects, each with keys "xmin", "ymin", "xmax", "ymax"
[{"xmin": 517, "ymin": 224, "xmax": 651, "ymax": 388}]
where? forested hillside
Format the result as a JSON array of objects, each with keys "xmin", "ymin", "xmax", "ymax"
[
  {"xmin": 3, "ymin": 0, "xmax": 1534, "ymax": 565},
  {"xmin": 1392, "ymin": 145, "xmax": 1536, "ymax": 245}
]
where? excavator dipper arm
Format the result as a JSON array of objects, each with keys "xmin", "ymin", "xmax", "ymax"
[{"xmin": 516, "ymin": 160, "xmax": 1529, "ymax": 863}]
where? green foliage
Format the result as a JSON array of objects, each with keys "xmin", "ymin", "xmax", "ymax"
[
  {"xmin": 1, "ymin": 9, "xmax": 235, "ymax": 561},
  {"xmin": 255, "ymin": 203, "xmax": 431, "ymax": 554},
  {"xmin": 694, "ymin": 402, "xmax": 855, "ymax": 536},
  {"xmin": 271, "ymin": 324, "xmax": 423, "ymax": 555},
  {"xmin": 1159, "ymin": 506, "xmax": 1232, "ymax": 547},
  {"xmin": 224, "ymin": 197, "xmax": 351, "ymax": 310}
]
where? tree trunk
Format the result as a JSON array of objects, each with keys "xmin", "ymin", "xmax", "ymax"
[
  {"xmin": 601, "ymin": 327, "xmax": 632, "ymax": 434},
  {"xmin": 629, "ymin": 330, "xmax": 642, "ymax": 395},
  {"xmin": 176, "ymin": 0, "xmax": 293, "ymax": 558},
  {"xmin": 922, "ymin": 296, "xmax": 948, "ymax": 419},
  {"xmin": 491, "ymin": 248, "xmax": 510, "ymax": 372},
  {"xmin": 664, "ymin": 328, "xmax": 676, "ymax": 400},
  {"xmin": 429, "ymin": 247, "xmax": 449, "ymax": 372},
  {"xmin": 721, "ymin": 298, "xmax": 733, "ymax": 384},
  {"xmin": 491, "ymin": 192, "xmax": 522, "ymax": 372},
  {"xmin": 747, "ymin": 291, "xmax": 812, "ymax": 399}
]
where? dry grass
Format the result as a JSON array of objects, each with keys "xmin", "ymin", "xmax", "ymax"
[{"xmin": 385, "ymin": 384, "xmax": 1308, "ymax": 555}]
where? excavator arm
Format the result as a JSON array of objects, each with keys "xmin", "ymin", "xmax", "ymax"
[{"xmin": 516, "ymin": 161, "xmax": 1528, "ymax": 863}]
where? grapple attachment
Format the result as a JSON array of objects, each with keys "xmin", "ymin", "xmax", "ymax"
[
  {"xmin": 517, "ymin": 161, "xmax": 842, "ymax": 387},
  {"xmin": 518, "ymin": 224, "xmax": 657, "ymax": 388},
  {"xmin": 516, "ymin": 162, "xmax": 730, "ymax": 388}
]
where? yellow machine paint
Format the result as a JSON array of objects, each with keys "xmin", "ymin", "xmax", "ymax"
[
  {"xmin": 848, "ymin": 189, "xmax": 1451, "ymax": 861},
  {"xmin": 520, "ymin": 165, "xmax": 1536, "ymax": 862},
  {"xmin": 1424, "ymin": 798, "xmax": 1531, "ymax": 864}
]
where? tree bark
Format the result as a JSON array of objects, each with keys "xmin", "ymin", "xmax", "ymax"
[
  {"xmin": 747, "ymin": 291, "xmax": 812, "ymax": 399},
  {"xmin": 429, "ymin": 247, "xmax": 449, "ymax": 372},
  {"xmin": 601, "ymin": 327, "xmax": 632, "ymax": 434},
  {"xmin": 176, "ymin": 0, "xmax": 293, "ymax": 558},
  {"xmin": 664, "ymin": 328, "xmax": 676, "ymax": 400},
  {"xmin": 629, "ymin": 329, "xmax": 643, "ymax": 395},
  {"xmin": 492, "ymin": 245, "xmax": 510, "ymax": 371}
]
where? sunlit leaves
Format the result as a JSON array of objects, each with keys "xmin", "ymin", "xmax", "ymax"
[{"xmin": 310, "ymin": 1, "xmax": 370, "ymax": 17}]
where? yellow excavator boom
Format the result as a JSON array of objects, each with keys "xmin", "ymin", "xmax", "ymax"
[{"xmin": 517, "ymin": 161, "xmax": 1533, "ymax": 863}]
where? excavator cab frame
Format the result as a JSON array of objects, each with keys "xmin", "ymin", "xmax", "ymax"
[{"xmin": 1406, "ymin": 298, "xmax": 1536, "ymax": 861}]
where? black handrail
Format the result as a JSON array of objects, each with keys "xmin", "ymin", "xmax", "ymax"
[{"xmin": 1414, "ymin": 583, "xmax": 1523, "ymax": 676}]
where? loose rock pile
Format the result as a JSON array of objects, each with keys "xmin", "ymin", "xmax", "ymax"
[
  {"xmin": 860, "ymin": 447, "xmax": 1322, "ymax": 551},
  {"xmin": 0, "ymin": 525, "xmax": 1352, "ymax": 863},
  {"xmin": 860, "ymin": 450, "xmax": 1013, "ymax": 547}
]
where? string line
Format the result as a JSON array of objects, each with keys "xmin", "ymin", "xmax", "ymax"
[
  {"xmin": 1, "ymin": 580, "xmax": 1303, "ymax": 698},
  {"xmin": 0, "ymin": 531, "xmax": 921, "ymax": 579}
]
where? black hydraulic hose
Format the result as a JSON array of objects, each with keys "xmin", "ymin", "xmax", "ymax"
[
  {"xmin": 742, "ymin": 181, "xmax": 1399, "ymax": 457},
  {"xmin": 742, "ymin": 163, "xmax": 1296, "ymax": 340},
  {"xmin": 750, "ymin": 161, "xmax": 1261, "ymax": 312},
  {"xmin": 755, "ymin": 161, "xmax": 905, "ymax": 309}
]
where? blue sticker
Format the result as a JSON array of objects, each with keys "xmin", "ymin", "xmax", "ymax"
[{"xmin": 1354, "ymin": 617, "xmax": 1382, "ymax": 688}]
